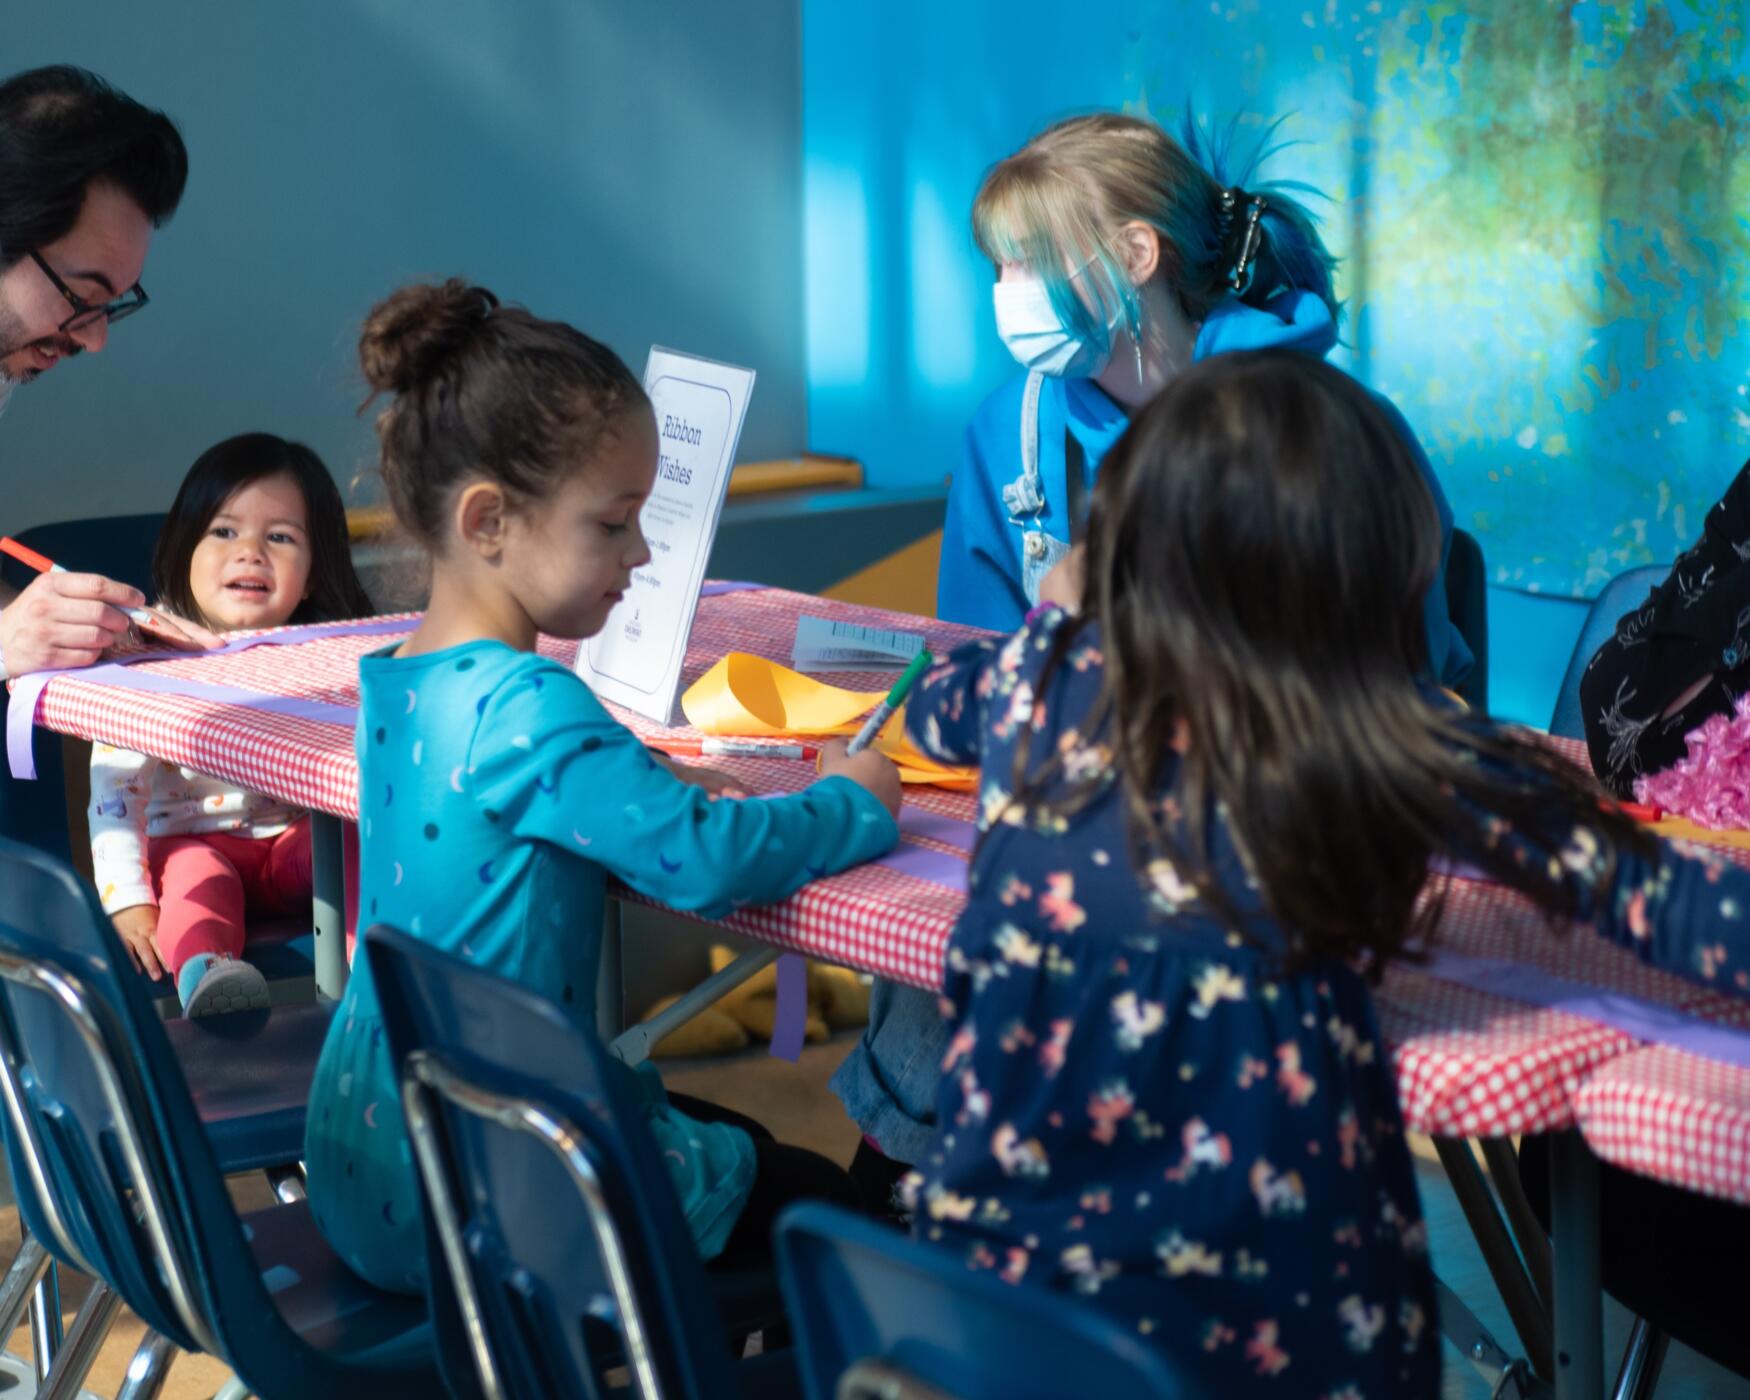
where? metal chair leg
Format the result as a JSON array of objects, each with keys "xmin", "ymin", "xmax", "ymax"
[
  {"xmin": 1610, "ymin": 1316, "xmax": 1670, "ymax": 1400},
  {"xmin": 212, "ymin": 1373, "xmax": 254, "ymax": 1400},
  {"xmin": 115, "ymin": 1329, "xmax": 178, "ymax": 1400},
  {"xmin": 36, "ymin": 1280, "xmax": 122, "ymax": 1400},
  {"xmin": 0, "ymin": 1231, "xmax": 50, "ymax": 1344},
  {"xmin": 29, "ymin": 1260, "xmax": 62, "ymax": 1381}
]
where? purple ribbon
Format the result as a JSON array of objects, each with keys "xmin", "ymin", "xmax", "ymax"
[
  {"xmin": 6, "ymin": 617, "xmax": 412, "ymax": 780},
  {"xmin": 1428, "ymin": 856, "xmax": 1492, "ymax": 883},
  {"xmin": 757, "ymin": 805, "xmax": 972, "ymax": 1054},
  {"xmin": 769, "ymin": 953, "xmax": 808, "ymax": 1062},
  {"xmin": 1417, "ymin": 947, "xmax": 1750, "ymax": 1073},
  {"xmin": 898, "ymin": 806, "xmax": 976, "ymax": 853},
  {"xmin": 699, "ymin": 581, "xmax": 767, "ymax": 598}
]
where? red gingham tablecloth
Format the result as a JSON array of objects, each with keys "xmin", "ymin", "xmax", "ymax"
[
  {"xmin": 24, "ymin": 593, "xmax": 1750, "ymax": 1192},
  {"xmin": 28, "ymin": 588, "xmax": 985, "ymax": 993}
]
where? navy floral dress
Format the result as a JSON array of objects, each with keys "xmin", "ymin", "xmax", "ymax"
[{"xmin": 902, "ymin": 608, "xmax": 1750, "ymax": 1397}]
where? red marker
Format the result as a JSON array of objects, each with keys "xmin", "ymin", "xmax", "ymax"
[
  {"xmin": 1615, "ymin": 801, "xmax": 1665, "ymax": 824},
  {"xmin": 651, "ymin": 738, "xmax": 819, "ymax": 761},
  {"xmin": 1, "ymin": 535, "xmax": 155, "ymax": 626}
]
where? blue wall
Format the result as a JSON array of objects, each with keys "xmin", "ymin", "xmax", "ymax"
[{"xmin": 2, "ymin": 2, "xmax": 806, "ymax": 535}]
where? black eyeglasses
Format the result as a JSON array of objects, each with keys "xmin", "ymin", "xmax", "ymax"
[{"xmin": 28, "ymin": 250, "xmax": 148, "ymax": 333}]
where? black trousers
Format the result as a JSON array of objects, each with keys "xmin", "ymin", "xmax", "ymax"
[
  {"xmin": 1518, "ymin": 1136, "xmax": 1750, "ymax": 1378},
  {"xmin": 667, "ymin": 1092, "xmax": 865, "ymax": 1262}
]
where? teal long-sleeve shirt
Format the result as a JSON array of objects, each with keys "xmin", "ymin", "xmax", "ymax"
[{"xmin": 306, "ymin": 640, "xmax": 898, "ymax": 1294}]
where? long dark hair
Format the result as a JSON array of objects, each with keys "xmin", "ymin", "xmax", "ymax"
[
  {"xmin": 358, "ymin": 279, "xmax": 648, "ymax": 548},
  {"xmin": 0, "ymin": 66, "xmax": 187, "ymax": 269},
  {"xmin": 152, "ymin": 433, "xmax": 373, "ymax": 627},
  {"xmin": 1012, "ymin": 350, "xmax": 1651, "ymax": 974}
]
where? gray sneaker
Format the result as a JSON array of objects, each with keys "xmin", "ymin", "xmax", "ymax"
[{"xmin": 182, "ymin": 955, "xmax": 271, "ymax": 1018}]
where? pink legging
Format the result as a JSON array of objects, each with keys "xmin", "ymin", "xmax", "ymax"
[{"xmin": 147, "ymin": 819, "xmax": 312, "ymax": 975}]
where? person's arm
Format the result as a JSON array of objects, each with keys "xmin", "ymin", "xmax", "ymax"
[
  {"xmin": 903, "ymin": 630, "xmax": 1012, "ymax": 767},
  {"xmin": 88, "ymin": 744, "xmax": 165, "ymax": 978},
  {"xmin": 938, "ymin": 420, "xmax": 1030, "ymax": 632},
  {"xmin": 1479, "ymin": 798, "xmax": 1750, "ymax": 994},
  {"xmin": 470, "ymin": 663, "xmax": 901, "ymax": 918}
]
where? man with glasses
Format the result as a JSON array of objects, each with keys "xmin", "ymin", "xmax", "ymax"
[{"xmin": 0, "ymin": 65, "xmax": 216, "ymax": 678}]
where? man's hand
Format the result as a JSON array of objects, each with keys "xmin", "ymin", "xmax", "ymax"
[
  {"xmin": 0, "ymin": 572, "xmax": 219, "ymax": 675},
  {"xmin": 111, "ymin": 904, "xmax": 165, "ymax": 980}
]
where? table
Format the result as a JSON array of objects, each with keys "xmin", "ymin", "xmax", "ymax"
[
  {"xmin": 23, "ymin": 588, "xmax": 986, "ymax": 1002},
  {"xmin": 20, "ymin": 590, "xmax": 1750, "ymax": 1395}
]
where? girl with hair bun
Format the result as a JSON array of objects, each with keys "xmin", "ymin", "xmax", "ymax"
[
  {"xmin": 306, "ymin": 280, "xmax": 903, "ymax": 1295},
  {"xmin": 839, "ymin": 107, "xmax": 1474, "ymax": 1222}
]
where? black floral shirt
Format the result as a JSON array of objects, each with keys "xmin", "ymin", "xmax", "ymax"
[{"xmin": 1582, "ymin": 459, "xmax": 1750, "ymax": 796}]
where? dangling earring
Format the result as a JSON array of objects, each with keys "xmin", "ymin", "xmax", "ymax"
[{"xmin": 1132, "ymin": 311, "xmax": 1146, "ymax": 384}]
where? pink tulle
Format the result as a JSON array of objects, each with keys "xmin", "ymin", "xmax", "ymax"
[{"xmin": 1636, "ymin": 692, "xmax": 1750, "ymax": 829}]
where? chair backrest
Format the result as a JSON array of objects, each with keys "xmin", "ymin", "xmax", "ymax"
[
  {"xmin": 0, "ymin": 838, "xmax": 313, "ymax": 1373},
  {"xmin": 1445, "ymin": 527, "xmax": 1489, "ymax": 712},
  {"xmin": 362, "ymin": 923, "xmax": 743, "ymax": 1400},
  {"xmin": 775, "ymin": 1201, "xmax": 1200, "ymax": 1400},
  {"xmin": 0, "ymin": 514, "xmax": 167, "ymax": 862},
  {"xmin": 1548, "ymin": 564, "xmax": 1670, "ymax": 738}
]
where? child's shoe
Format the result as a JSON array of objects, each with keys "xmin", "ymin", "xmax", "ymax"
[{"xmin": 178, "ymin": 953, "xmax": 271, "ymax": 1018}]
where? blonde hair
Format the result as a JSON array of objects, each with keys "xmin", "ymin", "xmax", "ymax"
[{"xmin": 972, "ymin": 111, "xmax": 1338, "ymax": 356}]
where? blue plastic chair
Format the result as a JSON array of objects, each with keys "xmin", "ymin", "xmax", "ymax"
[
  {"xmin": 1446, "ymin": 528, "xmax": 1490, "ymax": 713},
  {"xmin": 363, "ymin": 923, "xmax": 797, "ymax": 1400},
  {"xmin": 775, "ymin": 1201, "xmax": 1199, "ymax": 1400},
  {"xmin": 1548, "ymin": 565, "xmax": 1670, "ymax": 738},
  {"xmin": 0, "ymin": 898, "xmax": 331, "ymax": 1387},
  {"xmin": 0, "ymin": 837, "xmax": 437, "ymax": 1399}
]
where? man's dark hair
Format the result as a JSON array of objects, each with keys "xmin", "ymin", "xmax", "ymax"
[{"xmin": 0, "ymin": 66, "xmax": 187, "ymax": 269}]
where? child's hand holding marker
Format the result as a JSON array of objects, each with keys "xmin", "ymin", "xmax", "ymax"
[
  {"xmin": 815, "ymin": 649, "xmax": 932, "ymax": 820},
  {"xmin": 817, "ymin": 737, "xmax": 903, "ymax": 819}
]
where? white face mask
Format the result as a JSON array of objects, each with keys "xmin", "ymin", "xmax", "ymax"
[{"xmin": 992, "ymin": 278, "xmax": 1114, "ymax": 378}]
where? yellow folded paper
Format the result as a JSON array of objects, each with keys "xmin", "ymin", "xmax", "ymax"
[{"xmin": 681, "ymin": 652, "xmax": 975, "ymax": 790}]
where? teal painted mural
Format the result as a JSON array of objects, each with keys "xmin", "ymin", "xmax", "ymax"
[{"xmin": 805, "ymin": 0, "xmax": 1750, "ymax": 598}]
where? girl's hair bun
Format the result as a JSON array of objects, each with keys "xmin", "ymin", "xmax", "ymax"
[{"xmin": 358, "ymin": 278, "xmax": 498, "ymax": 395}]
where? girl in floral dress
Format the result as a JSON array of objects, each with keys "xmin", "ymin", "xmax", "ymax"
[{"xmin": 900, "ymin": 349, "xmax": 1750, "ymax": 1395}]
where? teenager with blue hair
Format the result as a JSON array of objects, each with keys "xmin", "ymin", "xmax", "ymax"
[{"xmin": 837, "ymin": 109, "xmax": 1471, "ymax": 1208}]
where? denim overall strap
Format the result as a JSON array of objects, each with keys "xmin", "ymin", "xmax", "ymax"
[
  {"xmin": 1001, "ymin": 369, "xmax": 1047, "ymax": 520},
  {"xmin": 1003, "ymin": 371, "xmax": 1071, "ymax": 606}
]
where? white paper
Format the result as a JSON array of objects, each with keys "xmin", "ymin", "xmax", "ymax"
[
  {"xmin": 576, "ymin": 347, "xmax": 755, "ymax": 723},
  {"xmin": 791, "ymin": 614, "xmax": 925, "ymax": 673}
]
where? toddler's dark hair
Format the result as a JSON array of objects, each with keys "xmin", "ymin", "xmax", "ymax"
[{"xmin": 152, "ymin": 433, "xmax": 372, "ymax": 627}]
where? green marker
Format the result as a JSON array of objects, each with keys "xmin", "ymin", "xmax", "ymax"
[{"xmin": 847, "ymin": 649, "xmax": 933, "ymax": 755}]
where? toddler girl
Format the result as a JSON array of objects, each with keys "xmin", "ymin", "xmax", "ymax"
[{"xmin": 91, "ymin": 432, "xmax": 373, "ymax": 1014}]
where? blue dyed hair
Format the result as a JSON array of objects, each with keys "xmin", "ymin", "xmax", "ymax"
[{"xmin": 972, "ymin": 110, "xmax": 1339, "ymax": 358}]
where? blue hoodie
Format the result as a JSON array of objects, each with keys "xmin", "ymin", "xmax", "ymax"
[{"xmin": 938, "ymin": 292, "xmax": 1473, "ymax": 687}]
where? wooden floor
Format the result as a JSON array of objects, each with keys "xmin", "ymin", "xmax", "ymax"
[{"xmin": 2, "ymin": 1033, "xmax": 1746, "ymax": 1397}]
